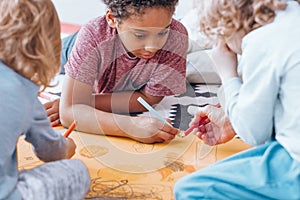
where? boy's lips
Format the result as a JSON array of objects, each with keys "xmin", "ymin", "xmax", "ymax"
[{"xmin": 141, "ymin": 53, "xmax": 155, "ymax": 59}]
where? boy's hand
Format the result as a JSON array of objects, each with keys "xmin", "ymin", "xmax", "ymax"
[
  {"xmin": 65, "ymin": 138, "xmax": 76, "ymax": 159},
  {"xmin": 44, "ymin": 98, "xmax": 61, "ymax": 127},
  {"xmin": 126, "ymin": 116, "xmax": 179, "ymax": 144}
]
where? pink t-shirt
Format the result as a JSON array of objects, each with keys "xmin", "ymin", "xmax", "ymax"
[{"xmin": 65, "ymin": 16, "xmax": 188, "ymax": 96}]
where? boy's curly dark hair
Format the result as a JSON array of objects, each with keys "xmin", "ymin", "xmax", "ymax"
[{"xmin": 102, "ymin": 0, "xmax": 179, "ymax": 21}]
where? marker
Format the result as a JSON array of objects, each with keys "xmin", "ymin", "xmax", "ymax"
[
  {"xmin": 179, "ymin": 103, "xmax": 221, "ymax": 138},
  {"xmin": 177, "ymin": 116, "xmax": 209, "ymax": 138},
  {"xmin": 137, "ymin": 97, "xmax": 172, "ymax": 126},
  {"xmin": 63, "ymin": 121, "xmax": 76, "ymax": 138}
]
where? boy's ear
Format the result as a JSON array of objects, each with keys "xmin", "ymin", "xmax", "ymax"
[{"xmin": 105, "ymin": 10, "xmax": 118, "ymax": 28}]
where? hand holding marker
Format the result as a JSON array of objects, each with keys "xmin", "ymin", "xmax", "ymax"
[
  {"xmin": 137, "ymin": 97, "xmax": 221, "ymax": 138},
  {"xmin": 137, "ymin": 97, "xmax": 199, "ymax": 138},
  {"xmin": 177, "ymin": 116, "xmax": 209, "ymax": 138},
  {"xmin": 178, "ymin": 103, "xmax": 222, "ymax": 138}
]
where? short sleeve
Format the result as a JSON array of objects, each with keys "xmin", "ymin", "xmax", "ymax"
[{"xmin": 64, "ymin": 24, "xmax": 101, "ymax": 85}]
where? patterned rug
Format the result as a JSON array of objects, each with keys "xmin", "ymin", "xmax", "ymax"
[{"xmin": 132, "ymin": 82, "xmax": 220, "ymax": 131}]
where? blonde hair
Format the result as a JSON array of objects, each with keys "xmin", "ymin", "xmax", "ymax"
[
  {"xmin": 198, "ymin": 0, "xmax": 300, "ymax": 42},
  {"xmin": 0, "ymin": 0, "xmax": 61, "ymax": 90}
]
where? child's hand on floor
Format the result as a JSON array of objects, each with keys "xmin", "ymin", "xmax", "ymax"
[{"xmin": 44, "ymin": 99, "xmax": 61, "ymax": 127}]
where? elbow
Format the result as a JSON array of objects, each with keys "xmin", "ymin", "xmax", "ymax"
[
  {"xmin": 241, "ymin": 136, "xmax": 261, "ymax": 146},
  {"xmin": 59, "ymin": 106, "xmax": 74, "ymax": 128},
  {"xmin": 247, "ymin": 138, "xmax": 269, "ymax": 146},
  {"xmin": 237, "ymin": 129, "xmax": 269, "ymax": 146},
  {"xmin": 231, "ymin": 118, "xmax": 271, "ymax": 146}
]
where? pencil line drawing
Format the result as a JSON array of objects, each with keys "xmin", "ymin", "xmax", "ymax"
[
  {"xmin": 79, "ymin": 145, "xmax": 109, "ymax": 158},
  {"xmin": 196, "ymin": 141, "xmax": 215, "ymax": 160},
  {"xmin": 132, "ymin": 142, "xmax": 155, "ymax": 153},
  {"xmin": 85, "ymin": 177, "xmax": 172, "ymax": 200}
]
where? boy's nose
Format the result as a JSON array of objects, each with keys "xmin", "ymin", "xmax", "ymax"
[{"xmin": 144, "ymin": 45, "xmax": 158, "ymax": 53}]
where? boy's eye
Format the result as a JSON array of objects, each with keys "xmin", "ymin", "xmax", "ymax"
[
  {"xmin": 134, "ymin": 33, "xmax": 146, "ymax": 39},
  {"xmin": 158, "ymin": 30, "xmax": 169, "ymax": 36}
]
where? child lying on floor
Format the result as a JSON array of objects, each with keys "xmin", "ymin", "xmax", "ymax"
[{"xmin": 45, "ymin": 0, "xmax": 188, "ymax": 144}]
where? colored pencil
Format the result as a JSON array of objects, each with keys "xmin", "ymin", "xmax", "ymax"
[{"xmin": 63, "ymin": 121, "xmax": 76, "ymax": 138}]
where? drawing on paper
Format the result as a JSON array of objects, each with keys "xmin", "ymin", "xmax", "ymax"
[{"xmin": 80, "ymin": 145, "xmax": 109, "ymax": 158}]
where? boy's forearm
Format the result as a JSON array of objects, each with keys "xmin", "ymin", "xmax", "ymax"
[
  {"xmin": 94, "ymin": 91, "xmax": 163, "ymax": 113},
  {"xmin": 60, "ymin": 104, "xmax": 132, "ymax": 138}
]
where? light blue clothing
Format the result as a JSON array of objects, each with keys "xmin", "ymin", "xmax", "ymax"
[
  {"xmin": 0, "ymin": 61, "xmax": 90, "ymax": 199},
  {"xmin": 174, "ymin": 1, "xmax": 300, "ymax": 199},
  {"xmin": 60, "ymin": 31, "xmax": 79, "ymax": 74},
  {"xmin": 174, "ymin": 141, "xmax": 300, "ymax": 200}
]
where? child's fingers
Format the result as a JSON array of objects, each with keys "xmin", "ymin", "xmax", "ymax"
[
  {"xmin": 165, "ymin": 118, "xmax": 174, "ymax": 127},
  {"xmin": 161, "ymin": 122, "xmax": 179, "ymax": 135},
  {"xmin": 43, "ymin": 101, "xmax": 54, "ymax": 109},
  {"xmin": 49, "ymin": 112, "xmax": 59, "ymax": 123},
  {"xmin": 51, "ymin": 118, "xmax": 61, "ymax": 127},
  {"xmin": 195, "ymin": 132, "xmax": 204, "ymax": 140},
  {"xmin": 45, "ymin": 99, "xmax": 59, "ymax": 110},
  {"xmin": 46, "ymin": 106, "xmax": 58, "ymax": 116},
  {"xmin": 203, "ymin": 123, "xmax": 212, "ymax": 132},
  {"xmin": 188, "ymin": 106, "xmax": 208, "ymax": 118},
  {"xmin": 198, "ymin": 125, "xmax": 207, "ymax": 133},
  {"xmin": 188, "ymin": 106, "xmax": 213, "ymax": 128},
  {"xmin": 158, "ymin": 130, "xmax": 176, "ymax": 142},
  {"xmin": 155, "ymin": 139, "xmax": 165, "ymax": 143},
  {"xmin": 187, "ymin": 105, "xmax": 201, "ymax": 116}
]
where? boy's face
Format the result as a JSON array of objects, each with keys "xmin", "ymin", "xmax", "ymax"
[{"xmin": 106, "ymin": 7, "xmax": 173, "ymax": 59}]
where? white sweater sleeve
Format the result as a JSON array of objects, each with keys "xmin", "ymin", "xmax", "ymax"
[{"xmin": 222, "ymin": 43, "xmax": 278, "ymax": 146}]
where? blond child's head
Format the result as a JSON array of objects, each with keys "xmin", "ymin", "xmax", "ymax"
[
  {"xmin": 198, "ymin": 0, "xmax": 300, "ymax": 44},
  {"xmin": 0, "ymin": 0, "xmax": 61, "ymax": 90}
]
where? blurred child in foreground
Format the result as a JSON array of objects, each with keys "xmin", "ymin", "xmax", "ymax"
[
  {"xmin": 0, "ymin": 0, "xmax": 90, "ymax": 199},
  {"xmin": 175, "ymin": 0, "xmax": 300, "ymax": 199}
]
